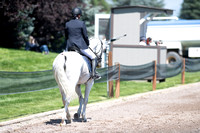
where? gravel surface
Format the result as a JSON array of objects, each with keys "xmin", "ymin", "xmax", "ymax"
[{"xmin": 1, "ymin": 82, "xmax": 200, "ymax": 133}]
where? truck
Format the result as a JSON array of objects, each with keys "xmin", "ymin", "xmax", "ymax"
[
  {"xmin": 146, "ymin": 19, "xmax": 200, "ymax": 64},
  {"xmin": 95, "ymin": 13, "xmax": 200, "ymax": 66}
]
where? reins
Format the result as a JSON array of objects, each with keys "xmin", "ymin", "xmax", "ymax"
[{"xmin": 89, "ymin": 39, "xmax": 103, "ymax": 62}]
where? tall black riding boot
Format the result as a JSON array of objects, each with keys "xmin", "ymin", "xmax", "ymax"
[{"xmin": 92, "ymin": 59, "xmax": 101, "ymax": 80}]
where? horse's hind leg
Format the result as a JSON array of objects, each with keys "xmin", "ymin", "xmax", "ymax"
[
  {"xmin": 74, "ymin": 85, "xmax": 83, "ymax": 119},
  {"xmin": 65, "ymin": 98, "xmax": 71, "ymax": 123},
  {"xmin": 60, "ymin": 93, "xmax": 71, "ymax": 125},
  {"xmin": 82, "ymin": 81, "xmax": 94, "ymax": 122}
]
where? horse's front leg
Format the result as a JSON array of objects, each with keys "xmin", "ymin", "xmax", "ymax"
[
  {"xmin": 74, "ymin": 84, "xmax": 83, "ymax": 119},
  {"xmin": 82, "ymin": 80, "xmax": 94, "ymax": 122}
]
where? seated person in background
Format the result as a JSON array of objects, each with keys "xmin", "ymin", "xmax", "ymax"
[
  {"xmin": 139, "ymin": 36, "xmax": 146, "ymax": 45},
  {"xmin": 155, "ymin": 40, "xmax": 163, "ymax": 46},
  {"xmin": 40, "ymin": 44, "xmax": 49, "ymax": 54},
  {"xmin": 146, "ymin": 37, "xmax": 152, "ymax": 46},
  {"xmin": 146, "ymin": 37, "xmax": 156, "ymax": 46},
  {"xmin": 25, "ymin": 36, "xmax": 39, "ymax": 51}
]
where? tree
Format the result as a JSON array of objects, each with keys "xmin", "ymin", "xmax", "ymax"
[
  {"xmin": 91, "ymin": 0, "xmax": 110, "ymax": 13},
  {"xmin": 0, "ymin": 0, "xmax": 81, "ymax": 50},
  {"xmin": 30, "ymin": 0, "xmax": 82, "ymax": 52},
  {"xmin": 81, "ymin": 0, "xmax": 103, "ymax": 37},
  {"xmin": 0, "ymin": 0, "xmax": 110, "ymax": 51},
  {"xmin": 80, "ymin": 0, "xmax": 111, "ymax": 37},
  {"xmin": 0, "ymin": 1, "xmax": 35, "ymax": 48},
  {"xmin": 179, "ymin": 0, "xmax": 200, "ymax": 19},
  {"xmin": 113, "ymin": 0, "xmax": 164, "ymax": 8}
]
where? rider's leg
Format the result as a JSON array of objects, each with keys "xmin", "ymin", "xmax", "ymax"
[
  {"xmin": 91, "ymin": 58, "xmax": 101, "ymax": 79},
  {"xmin": 80, "ymin": 48, "xmax": 96, "ymax": 60},
  {"xmin": 80, "ymin": 48, "xmax": 101, "ymax": 80}
]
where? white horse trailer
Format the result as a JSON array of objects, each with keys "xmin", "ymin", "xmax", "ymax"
[{"xmin": 146, "ymin": 20, "xmax": 200, "ymax": 63}]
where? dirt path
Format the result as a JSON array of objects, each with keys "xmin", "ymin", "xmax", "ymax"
[{"xmin": 1, "ymin": 82, "xmax": 200, "ymax": 133}]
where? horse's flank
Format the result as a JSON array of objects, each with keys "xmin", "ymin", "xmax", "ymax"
[{"xmin": 53, "ymin": 52, "xmax": 93, "ymax": 100}]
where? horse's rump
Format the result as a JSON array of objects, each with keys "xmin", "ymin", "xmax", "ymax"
[{"xmin": 53, "ymin": 53, "xmax": 79, "ymax": 101}]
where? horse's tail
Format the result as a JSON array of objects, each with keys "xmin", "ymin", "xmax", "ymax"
[{"xmin": 53, "ymin": 53, "xmax": 77, "ymax": 103}]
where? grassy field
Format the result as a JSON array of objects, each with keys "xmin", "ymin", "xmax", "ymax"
[
  {"xmin": 0, "ymin": 48, "xmax": 57, "ymax": 72},
  {"xmin": 0, "ymin": 48, "xmax": 200, "ymax": 122}
]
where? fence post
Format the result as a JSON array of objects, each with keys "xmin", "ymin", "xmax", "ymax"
[
  {"xmin": 115, "ymin": 63, "xmax": 120, "ymax": 98},
  {"xmin": 152, "ymin": 60, "xmax": 157, "ymax": 91},
  {"xmin": 182, "ymin": 58, "xmax": 185, "ymax": 84},
  {"xmin": 108, "ymin": 51, "xmax": 113, "ymax": 97}
]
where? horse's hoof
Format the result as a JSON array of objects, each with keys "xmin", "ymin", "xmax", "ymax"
[
  {"xmin": 60, "ymin": 122, "xmax": 66, "ymax": 126},
  {"xmin": 67, "ymin": 119, "xmax": 72, "ymax": 124},
  {"xmin": 82, "ymin": 118, "xmax": 87, "ymax": 122},
  {"xmin": 60, "ymin": 119, "xmax": 67, "ymax": 126},
  {"xmin": 74, "ymin": 113, "xmax": 80, "ymax": 119}
]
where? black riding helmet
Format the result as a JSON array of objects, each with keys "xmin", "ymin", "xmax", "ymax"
[{"xmin": 72, "ymin": 7, "xmax": 82, "ymax": 18}]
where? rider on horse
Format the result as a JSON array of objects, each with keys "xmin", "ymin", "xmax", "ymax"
[{"xmin": 65, "ymin": 7, "xmax": 101, "ymax": 80}]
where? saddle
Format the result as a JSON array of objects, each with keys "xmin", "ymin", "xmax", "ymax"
[
  {"xmin": 68, "ymin": 45, "xmax": 101, "ymax": 62},
  {"xmin": 68, "ymin": 46, "xmax": 80, "ymax": 53},
  {"xmin": 68, "ymin": 46, "xmax": 92, "ymax": 72}
]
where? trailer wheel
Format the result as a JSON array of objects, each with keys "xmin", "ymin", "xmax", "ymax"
[{"xmin": 166, "ymin": 52, "xmax": 181, "ymax": 65}]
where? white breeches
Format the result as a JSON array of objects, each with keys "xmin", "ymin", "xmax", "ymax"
[{"xmin": 80, "ymin": 48, "xmax": 96, "ymax": 60}]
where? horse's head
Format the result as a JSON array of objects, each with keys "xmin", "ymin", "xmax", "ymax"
[{"xmin": 89, "ymin": 38, "xmax": 103, "ymax": 62}]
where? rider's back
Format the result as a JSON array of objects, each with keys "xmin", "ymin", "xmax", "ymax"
[{"xmin": 65, "ymin": 19, "xmax": 89, "ymax": 50}]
